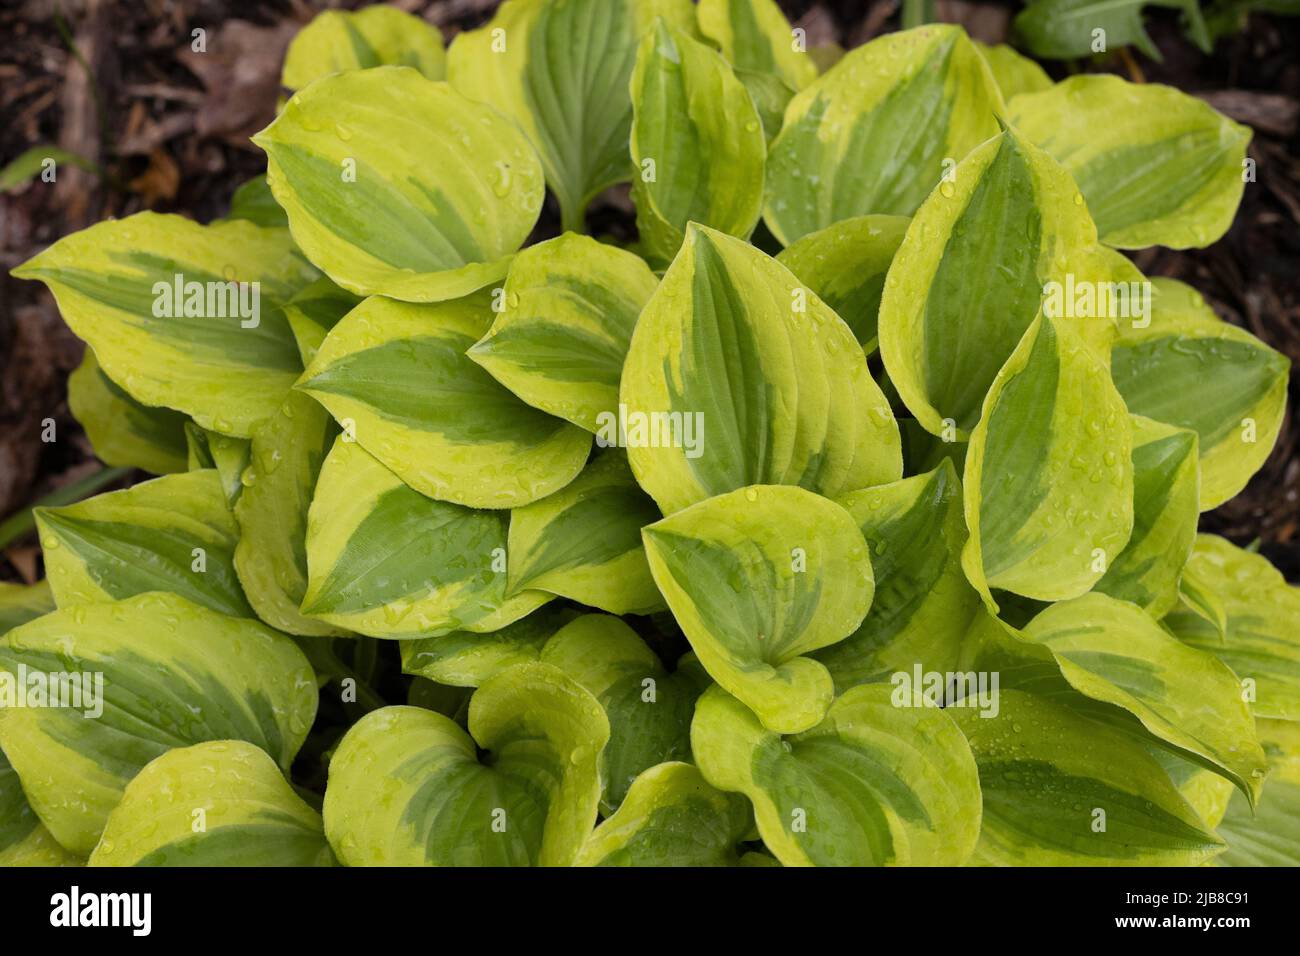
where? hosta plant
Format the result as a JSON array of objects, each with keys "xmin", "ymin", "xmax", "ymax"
[{"xmin": 2, "ymin": 1, "xmax": 1296, "ymax": 868}]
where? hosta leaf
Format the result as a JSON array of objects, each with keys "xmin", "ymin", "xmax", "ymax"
[
  {"xmin": 974, "ymin": 42, "xmax": 1051, "ymax": 100},
  {"xmin": 1216, "ymin": 719, "xmax": 1300, "ymax": 866},
  {"xmin": 577, "ymin": 761, "xmax": 751, "ymax": 866},
  {"xmin": 12, "ymin": 212, "xmax": 317, "ymax": 437},
  {"xmin": 0, "ymin": 592, "xmax": 316, "ymax": 855},
  {"xmin": 256, "ymin": 68, "xmax": 544, "ymax": 301},
  {"xmin": 228, "ymin": 174, "xmax": 288, "ymax": 229},
  {"xmin": 322, "ymin": 663, "xmax": 608, "ymax": 866},
  {"xmin": 1014, "ymin": 0, "xmax": 1210, "ymax": 62},
  {"xmin": 0, "ymin": 580, "xmax": 54, "ymax": 635},
  {"xmin": 281, "ymin": 5, "xmax": 446, "ymax": 90},
  {"xmin": 629, "ymin": 19, "xmax": 766, "ymax": 265},
  {"xmin": 1174, "ymin": 547, "xmax": 1229, "ymax": 641},
  {"xmin": 692, "ymin": 683, "xmax": 982, "ymax": 866},
  {"xmin": 400, "ymin": 605, "xmax": 579, "ymax": 687},
  {"xmin": 877, "ymin": 125, "xmax": 1107, "ymax": 437},
  {"xmin": 764, "ymin": 25, "xmax": 1002, "ymax": 245},
  {"xmin": 1093, "ymin": 416, "xmax": 1198, "ymax": 616},
  {"xmin": 1010, "ymin": 75, "xmax": 1250, "ymax": 249},
  {"xmin": 508, "ymin": 452, "xmax": 664, "ymax": 615},
  {"xmin": 1163, "ymin": 534, "xmax": 1300, "ymax": 721},
  {"xmin": 69, "ymin": 349, "xmax": 188, "ymax": 475},
  {"xmin": 36, "ymin": 470, "xmax": 252, "ymax": 618},
  {"xmin": 774, "ymin": 214, "xmax": 909, "ymax": 350},
  {"xmin": 298, "ymin": 293, "xmax": 591, "ymax": 509},
  {"xmin": 1022, "ymin": 593, "xmax": 1266, "ymax": 804},
  {"xmin": 183, "ymin": 425, "xmax": 252, "ymax": 506},
  {"xmin": 642, "ymin": 484, "xmax": 872, "ymax": 734},
  {"xmin": 233, "ymin": 391, "xmax": 342, "ymax": 637},
  {"xmin": 539, "ymin": 615, "xmax": 702, "ymax": 812},
  {"xmin": 962, "ymin": 313, "xmax": 1134, "ymax": 606},
  {"xmin": 301, "ymin": 438, "xmax": 550, "ymax": 639},
  {"xmin": 951, "ymin": 689, "xmax": 1224, "ymax": 866},
  {"xmin": 282, "ymin": 277, "xmax": 361, "ymax": 367},
  {"xmin": 813, "ymin": 461, "xmax": 980, "ymax": 692},
  {"xmin": 696, "ymin": 0, "xmax": 817, "ymax": 92},
  {"xmin": 450, "ymin": 0, "xmax": 696, "ymax": 233},
  {"xmin": 734, "ymin": 68, "xmax": 794, "ymax": 141},
  {"xmin": 467, "ymin": 234, "xmax": 657, "ymax": 432},
  {"xmin": 1, "ymin": 746, "xmax": 80, "ymax": 866},
  {"xmin": 90, "ymin": 741, "xmax": 333, "ymax": 866},
  {"xmin": 621, "ymin": 223, "xmax": 901, "ymax": 515},
  {"xmin": 1109, "ymin": 278, "xmax": 1289, "ymax": 510}
]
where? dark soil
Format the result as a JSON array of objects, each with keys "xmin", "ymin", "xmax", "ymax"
[{"xmin": 1, "ymin": 0, "xmax": 1297, "ymax": 582}]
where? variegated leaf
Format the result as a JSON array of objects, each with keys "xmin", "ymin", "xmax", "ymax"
[
  {"xmin": 448, "ymin": 0, "xmax": 695, "ymax": 232},
  {"xmin": 90, "ymin": 741, "xmax": 333, "ymax": 866},
  {"xmin": 282, "ymin": 276, "xmax": 361, "ymax": 367},
  {"xmin": 228, "ymin": 174, "xmax": 288, "ymax": 229},
  {"xmin": 692, "ymin": 683, "xmax": 982, "ymax": 866},
  {"xmin": 400, "ymin": 604, "xmax": 579, "ymax": 687},
  {"xmin": 629, "ymin": 19, "xmax": 766, "ymax": 265},
  {"xmin": 952, "ymin": 688, "xmax": 1224, "ymax": 866},
  {"xmin": 1010, "ymin": 75, "xmax": 1251, "ymax": 249},
  {"xmin": 642, "ymin": 484, "xmax": 872, "ymax": 733},
  {"xmin": 577, "ymin": 761, "xmax": 751, "ymax": 866},
  {"xmin": 36, "ymin": 470, "xmax": 252, "ymax": 618},
  {"xmin": 764, "ymin": 25, "xmax": 1002, "ymax": 245},
  {"xmin": 301, "ymin": 438, "xmax": 550, "ymax": 638},
  {"xmin": 322, "ymin": 663, "xmax": 608, "ymax": 866},
  {"xmin": 0, "ymin": 592, "xmax": 316, "ymax": 855},
  {"xmin": 12, "ymin": 212, "xmax": 317, "ymax": 437},
  {"xmin": 1109, "ymin": 277, "xmax": 1289, "ymax": 510},
  {"xmin": 256, "ymin": 68, "xmax": 544, "ymax": 301},
  {"xmin": 974, "ymin": 41, "xmax": 1051, "ymax": 100},
  {"xmin": 1163, "ymin": 534, "xmax": 1300, "ymax": 721},
  {"xmin": 183, "ymin": 424, "xmax": 251, "ymax": 506},
  {"xmin": 774, "ymin": 214, "xmax": 909, "ymax": 351},
  {"xmin": 621, "ymin": 223, "xmax": 901, "ymax": 516},
  {"xmin": 281, "ymin": 5, "xmax": 446, "ymax": 90},
  {"xmin": 813, "ymin": 461, "xmax": 979, "ymax": 692},
  {"xmin": 962, "ymin": 313, "xmax": 1134, "ymax": 606},
  {"xmin": 1217, "ymin": 719, "xmax": 1300, "ymax": 866},
  {"xmin": 467, "ymin": 233, "xmax": 657, "ymax": 433},
  {"xmin": 69, "ymin": 349, "xmax": 188, "ymax": 475},
  {"xmin": 508, "ymin": 452, "xmax": 663, "ymax": 615},
  {"xmin": 696, "ymin": 0, "xmax": 817, "ymax": 92},
  {"xmin": 0, "ymin": 580, "xmax": 54, "ymax": 636},
  {"xmin": 298, "ymin": 293, "xmax": 591, "ymax": 509},
  {"xmin": 1093, "ymin": 415, "xmax": 1199, "ymax": 616},
  {"xmin": 234, "ymin": 391, "xmax": 342, "ymax": 636},
  {"xmin": 1, "ymin": 745, "xmax": 80, "ymax": 866}
]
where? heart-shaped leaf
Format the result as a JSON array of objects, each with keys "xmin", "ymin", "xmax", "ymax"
[
  {"xmin": 1010, "ymin": 75, "xmax": 1250, "ymax": 249},
  {"xmin": 282, "ymin": 5, "xmax": 446, "ymax": 90},
  {"xmin": 69, "ymin": 349, "xmax": 188, "ymax": 475},
  {"xmin": 692, "ymin": 683, "xmax": 982, "ymax": 865},
  {"xmin": 12, "ymin": 212, "xmax": 317, "ymax": 437},
  {"xmin": 774, "ymin": 215, "xmax": 909, "ymax": 351},
  {"xmin": 297, "ymin": 293, "xmax": 591, "ymax": 509},
  {"xmin": 951, "ymin": 688, "xmax": 1225, "ymax": 865},
  {"xmin": 256, "ymin": 68, "xmax": 544, "ymax": 301},
  {"xmin": 877, "ymin": 124, "xmax": 1110, "ymax": 437},
  {"xmin": 322, "ymin": 662, "xmax": 608, "ymax": 866},
  {"xmin": 90, "ymin": 741, "xmax": 333, "ymax": 866},
  {"xmin": 621, "ymin": 223, "xmax": 901, "ymax": 516},
  {"xmin": 962, "ymin": 313, "xmax": 1134, "ymax": 606},
  {"xmin": 642, "ymin": 484, "xmax": 872, "ymax": 733},
  {"xmin": 577, "ymin": 761, "xmax": 752, "ymax": 866},
  {"xmin": 301, "ymin": 438, "xmax": 550, "ymax": 638},
  {"xmin": 1109, "ymin": 277, "xmax": 1289, "ymax": 510},
  {"xmin": 697, "ymin": 0, "xmax": 817, "ymax": 92},
  {"xmin": 1093, "ymin": 415, "xmax": 1199, "ymax": 616},
  {"xmin": 764, "ymin": 24, "xmax": 1002, "ymax": 245},
  {"xmin": 629, "ymin": 19, "xmax": 766, "ymax": 265},
  {"xmin": 467, "ymin": 233, "xmax": 657, "ymax": 433},
  {"xmin": 234, "ymin": 392, "xmax": 342, "ymax": 637},
  {"xmin": 813, "ymin": 461, "xmax": 979, "ymax": 692},
  {"xmin": 0, "ymin": 592, "xmax": 317, "ymax": 854},
  {"xmin": 36, "ymin": 470, "xmax": 252, "ymax": 618},
  {"xmin": 1022, "ymin": 593, "xmax": 1267, "ymax": 804},
  {"xmin": 508, "ymin": 451, "xmax": 664, "ymax": 615}
]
